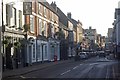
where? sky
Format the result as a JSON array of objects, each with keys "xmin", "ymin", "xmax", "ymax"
[{"xmin": 47, "ymin": 0, "xmax": 120, "ymax": 36}]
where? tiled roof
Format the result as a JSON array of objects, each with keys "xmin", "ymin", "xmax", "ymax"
[
  {"xmin": 57, "ymin": 7, "xmax": 73, "ymax": 26},
  {"xmin": 59, "ymin": 22, "xmax": 69, "ymax": 31},
  {"xmin": 39, "ymin": 2, "xmax": 59, "ymax": 16}
]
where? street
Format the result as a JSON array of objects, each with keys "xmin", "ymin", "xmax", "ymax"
[{"xmin": 5, "ymin": 56, "xmax": 120, "ymax": 79}]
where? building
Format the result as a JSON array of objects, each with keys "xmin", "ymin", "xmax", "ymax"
[
  {"xmin": 105, "ymin": 28, "xmax": 113, "ymax": 52},
  {"xmin": 84, "ymin": 26, "xmax": 97, "ymax": 50},
  {"xmin": 2, "ymin": 0, "xmax": 25, "ymax": 69},
  {"xmin": 113, "ymin": 2, "xmax": 120, "ymax": 59},
  {"xmin": 67, "ymin": 12, "xmax": 83, "ymax": 46},
  {"xmin": 51, "ymin": 2, "xmax": 74, "ymax": 58},
  {"xmin": 107, "ymin": 28, "xmax": 113, "ymax": 42},
  {"xmin": 25, "ymin": 1, "xmax": 60, "ymax": 64}
]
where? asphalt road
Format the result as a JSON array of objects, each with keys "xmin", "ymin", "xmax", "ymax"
[{"xmin": 6, "ymin": 56, "xmax": 120, "ymax": 79}]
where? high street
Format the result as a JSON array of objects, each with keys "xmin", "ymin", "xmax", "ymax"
[{"xmin": 3, "ymin": 56, "xmax": 120, "ymax": 79}]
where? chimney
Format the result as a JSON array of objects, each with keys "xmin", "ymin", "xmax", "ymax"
[
  {"xmin": 51, "ymin": 1, "xmax": 57, "ymax": 11},
  {"xmin": 67, "ymin": 12, "xmax": 71, "ymax": 19},
  {"xmin": 89, "ymin": 26, "xmax": 92, "ymax": 29}
]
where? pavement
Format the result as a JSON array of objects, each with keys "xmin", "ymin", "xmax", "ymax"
[{"xmin": 2, "ymin": 59, "xmax": 74, "ymax": 79}]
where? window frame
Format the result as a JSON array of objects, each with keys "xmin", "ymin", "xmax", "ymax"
[{"xmin": 30, "ymin": 15, "xmax": 35, "ymax": 33}]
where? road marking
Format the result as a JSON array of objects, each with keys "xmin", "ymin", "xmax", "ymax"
[
  {"xmin": 89, "ymin": 63, "xmax": 99, "ymax": 66},
  {"xmin": 60, "ymin": 70, "xmax": 71, "ymax": 75},
  {"xmin": 73, "ymin": 66, "xmax": 79, "ymax": 70},
  {"xmin": 20, "ymin": 76, "xmax": 37, "ymax": 78},
  {"xmin": 20, "ymin": 76, "xmax": 26, "ymax": 79}
]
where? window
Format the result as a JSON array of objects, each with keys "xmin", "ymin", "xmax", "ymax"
[
  {"xmin": 51, "ymin": 24, "xmax": 54, "ymax": 38},
  {"xmin": 9, "ymin": 7, "xmax": 16, "ymax": 27},
  {"xmin": 6, "ymin": 4, "xmax": 10, "ymax": 26},
  {"xmin": 45, "ymin": 45, "xmax": 47, "ymax": 59},
  {"xmin": 33, "ymin": 44, "xmax": 35, "ymax": 60},
  {"xmin": 50, "ymin": 11, "xmax": 52, "ymax": 21},
  {"xmin": 19, "ymin": 10, "xmax": 22, "ymax": 28},
  {"xmin": 44, "ymin": 21, "xmax": 47, "ymax": 36},
  {"xmin": 37, "ymin": 45, "xmax": 41, "ymax": 61},
  {"xmin": 13, "ymin": 7, "xmax": 17, "ymax": 26},
  {"xmin": 44, "ymin": 7, "xmax": 47, "ymax": 17},
  {"xmin": 39, "ymin": 19, "xmax": 42, "ymax": 35},
  {"xmin": 38, "ymin": 3, "xmax": 42, "ymax": 15},
  {"xmin": 30, "ymin": 15, "xmax": 34, "ymax": 32},
  {"xmin": 51, "ymin": 12, "xmax": 54, "ymax": 21}
]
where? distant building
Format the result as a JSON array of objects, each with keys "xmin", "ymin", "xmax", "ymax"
[
  {"xmin": 67, "ymin": 12, "xmax": 83, "ymax": 44},
  {"xmin": 84, "ymin": 26, "xmax": 97, "ymax": 50},
  {"xmin": 51, "ymin": 2, "xmax": 74, "ymax": 58},
  {"xmin": 107, "ymin": 28, "xmax": 113, "ymax": 42}
]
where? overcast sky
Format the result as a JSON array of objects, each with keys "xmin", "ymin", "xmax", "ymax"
[{"xmin": 47, "ymin": 0, "xmax": 119, "ymax": 36}]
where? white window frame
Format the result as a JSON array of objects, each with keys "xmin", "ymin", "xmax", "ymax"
[
  {"xmin": 18, "ymin": 10, "xmax": 22, "ymax": 28},
  {"xmin": 38, "ymin": 3, "xmax": 42, "ymax": 15},
  {"xmin": 44, "ymin": 7, "xmax": 47, "ymax": 17},
  {"xmin": 44, "ymin": 21, "xmax": 47, "ymax": 36},
  {"xmin": 10, "ymin": 7, "xmax": 16, "ymax": 27}
]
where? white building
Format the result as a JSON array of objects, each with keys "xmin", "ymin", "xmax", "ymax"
[{"xmin": 2, "ymin": 0, "xmax": 25, "ymax": 69}]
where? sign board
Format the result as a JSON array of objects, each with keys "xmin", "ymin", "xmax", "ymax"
[{"xmin": 23, "ymin": 2, "xmax": 32, "ymax": 15}]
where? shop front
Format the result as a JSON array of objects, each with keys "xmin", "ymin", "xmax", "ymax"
[{"xmin": 48, "ymin": 38, "xmax": 60, "ymax": 61}]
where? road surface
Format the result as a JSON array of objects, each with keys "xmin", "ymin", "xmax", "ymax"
[{"xmin": 5, "ymin": 57, "xmax": 120, "ymax": 79}]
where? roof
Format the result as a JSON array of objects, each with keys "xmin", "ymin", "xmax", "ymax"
[
  {"xmin": 59, "ymin": 22, "xmax": 69, "ymax": 31},
  {"xmin": 57, "ymin": 7, "xmax": 73, "ymax": 27},
  {"xmin": 39, "ymin": 2, "xmax": 59, "ymax": 16},
  {"xmin": 68, "ymin": 16, "xmax": 82, "ymax": 29}
]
